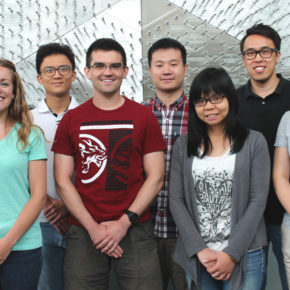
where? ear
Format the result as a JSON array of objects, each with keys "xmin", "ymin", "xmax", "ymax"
[
  {"xmin": 84, "ymin": 66, "xmax": 91, "ymax": 80},
  {"xmin": 122, "ymin": 66, "xmax": 129, "ymax": 79},
  {"xmin": 276, "ymin": 51, "xmax": 281, "ymax": 64},
  {"xmin": 72, "ymin": 71, "xmax": 77, "ymax": 82},
  {"xmin": 36, "ymin": 74, "xmax": 43, "ymax": 84},
  {"xmin": 184, "ymin": 64, "xmax": 188, "ymax": 75}
]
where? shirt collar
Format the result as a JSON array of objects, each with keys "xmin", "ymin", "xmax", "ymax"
[
  {"xmin": 245, "ymin": 73, "xmax": 284, "ymax": 99},
  {"xmin": 37, "ymin": 96, "xmax": 78, "ymax": 114},
  {"xmin": 153, "ymin": 92, "xmax": 187, "ymax": 110}
]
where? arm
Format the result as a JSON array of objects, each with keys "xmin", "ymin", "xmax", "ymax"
[
  {"xmin": 54, "ymin": 153, "xmax": 122, "ymax": 258},
  {"xmin": 169, "ymin": 137, "xmax": 208, "ymax": 259},
  {"xmin": 223, "ymin": 132, "xmax": 270, "ymax": 261},
  {"xmin": 100, "ymin": 151, "xmax": 165, "ymax": 254},
  {"xmin": 273, "ymin": 147, "xmax": 290, "ymax": 214},
  {"xmin": 0, "ymin": 159, "xmax": 46, "ymax": 264}
]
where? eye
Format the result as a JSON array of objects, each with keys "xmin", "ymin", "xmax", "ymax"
[
  {"xmin": 59, "ymin": 66, "xmax": 71, "ymax": 72},
  {"xmin": 0, "ymin": 82, "xmax": 9, "ymax": 87},
  {"xmin": 245, "ymin": 50, "xmax": 255, "ymax": 57},
  {"xmin": 93, "ymin": 63, "xmax": 105, "ymax": 69},
  {"xmin": 44, "ymin": 67, "xmax": 55, "ymax": 73},
  {"xmin": 110, "ymin": 63, "xmax": 122, "ymax": 69}
]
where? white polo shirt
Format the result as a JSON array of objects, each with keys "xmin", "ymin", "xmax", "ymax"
[{"xmin": 31, "ymin": 96, "xmax": 79, "ymax": 222}]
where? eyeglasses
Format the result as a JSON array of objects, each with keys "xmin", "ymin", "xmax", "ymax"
[
  {"xmin": 41, "ymin": 65, "xmax": 72, "ymax": 77},
  {"xmin": 194, "ymin": 95, "xmax": 224, "ymax": 107},
  {"xmin": 242, "ymin": 47, "xmax": 278, "ymax": 60},
  {"xmin": 89, "ymin": 62, "xmax": 125, "ymax": 72}
]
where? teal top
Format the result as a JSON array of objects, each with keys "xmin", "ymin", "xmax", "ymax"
[{"xmin": 0, "ymin": 123, "xmax": 47, "ymax": 250}]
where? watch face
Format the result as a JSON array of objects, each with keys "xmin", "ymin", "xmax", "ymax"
[
  {"xmin": 131, "ymin": 213, "xmax": 138, "ymax": 223},
  {"xmin": 126, "ymin": 210, "xmax": 139, "ymax": 224}
]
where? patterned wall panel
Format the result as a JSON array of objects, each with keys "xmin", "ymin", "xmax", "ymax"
[
  {"xmin": 1, "ymin": 0, "xmax": 290, "ymax": 106},
  {"xmin": 1, "ymin": 0, "xmax": 142, "ymax": 106}
]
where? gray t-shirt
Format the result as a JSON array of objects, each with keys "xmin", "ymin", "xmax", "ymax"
[
  {"xmin": 192, "ymin": 149, "xmax": 236, "ymax": 251},
  {"xmin": 275, "ymin": 111, "xmax": 290, "ymax": 228}
]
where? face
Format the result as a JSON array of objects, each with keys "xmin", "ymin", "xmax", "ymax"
[
  {"xmin": 84, "ymin": 50, "xmax": 128, "ymax": 97},
  {"xmin": 242, "ymin": 34, "xmax": 280, "ymax": 84},
  {"xmin": 37, "ymin": 54, "xmax": 76, "ymax": 98},
  {"xmin": 194, "ymin": 92, "xmax": 229, "ymax": 129},
  {"xmin": 0, "ymin": 66, "xmax": 14, "ymax": 116},
  {"xmin": 148, "ymin": 48, "xmax": 187, "ymax": 94}
]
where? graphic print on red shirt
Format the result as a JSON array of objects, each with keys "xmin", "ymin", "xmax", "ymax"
[{"xmin": 79, "ymin": 120, "xmax": 133, "ymax": 191}]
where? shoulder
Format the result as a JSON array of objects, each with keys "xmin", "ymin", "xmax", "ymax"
[
  {"xmin": 142, "ymin": 97, "xmax": 154, "ymax": 107},
  {"xmin": 174, "ymin": 134, "xmax": 188, "ymax": 148},
  {"xmin": 236, "ymin": 84, "xmax": 248, "ymax": 103},
  {"xmin": 69, "ymin": 96, "xmax": 80, "ymax": 109},
  {"xmin": 64, "ymin": 98, "xmax": 91, "ymax": 118},
  {"xmin": 281, "ymin": 110, "xmax": 290, "ymax": 121},
  {"xmin": 244, "ymin": 130, "xmax": 267, "ymax": 150},
  {"xmin": 125, "ymin": 97, "xmax": 153, "ymax": 114}
]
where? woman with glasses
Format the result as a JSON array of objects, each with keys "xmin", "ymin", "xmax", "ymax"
[
  {"xmin": 169, "ymin": 67, "xmax": 270, "ymax": 290},
  {"xmin": 0, "ymin": 59, "xmax": 46, "ymax": 290}
]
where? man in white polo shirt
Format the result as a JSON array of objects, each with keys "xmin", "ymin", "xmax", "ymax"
[{"xmin": 31, "ymin": 43, "xmax": 79, "ymax": 290}]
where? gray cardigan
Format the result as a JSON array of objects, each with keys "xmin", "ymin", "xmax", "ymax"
[{"xmin": 169, "ymin": 130, "xmax": 270, "ymax": 290}]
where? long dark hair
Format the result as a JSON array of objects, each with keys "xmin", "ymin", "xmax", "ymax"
[{"xmin": 187, "ymin": 67, "xmax": 248, "ymax": 157}]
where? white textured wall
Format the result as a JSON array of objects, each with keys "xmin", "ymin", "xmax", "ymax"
[{"xmin": 1, "ymin": 0, "xmax": 289, "ymax": 106}]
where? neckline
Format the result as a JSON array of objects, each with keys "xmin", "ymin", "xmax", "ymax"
[{"xmin": 0, "ymin": 122, "xmax": 16, "ymax": 144}]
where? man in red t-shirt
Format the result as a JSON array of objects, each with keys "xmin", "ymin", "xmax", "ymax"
[{"xmin": 52, "ymin": 38, "xmax": 166, "ymax": 290}]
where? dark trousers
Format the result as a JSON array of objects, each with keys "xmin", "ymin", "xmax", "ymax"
[{"xmin": 64, "ymin": 220, "xmax": 163, "ymax": 290}]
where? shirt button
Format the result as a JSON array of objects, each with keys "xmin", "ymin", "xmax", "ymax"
[{"xmin": 262, "ymin": 101, "xmax": 265, "ymax": 105}]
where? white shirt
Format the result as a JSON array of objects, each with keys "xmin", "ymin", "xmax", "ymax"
[
  {"xmin": 192, "ymin": 149, "xmax": 236, "ymax": 252},
  {"xmin": 31, "ymin": 96, "xmax": 79, "ymax": 222}
]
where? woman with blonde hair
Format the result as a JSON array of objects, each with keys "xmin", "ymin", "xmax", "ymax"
[{"xmin": 0, "ymin": 59, "xmax": 47, "ymax": 290}]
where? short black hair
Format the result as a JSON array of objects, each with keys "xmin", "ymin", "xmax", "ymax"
[
  {"xmin": 148, "ymin": 38, "xmax": 187, "ymax": 66},
  {"xmin": 86, "ymin": 38, "xmax": 127, "ymax": 67},
  {"xmin": 36, "ymin": 43, "xmax": 75, "ymax": 74},
  {"xmin": 187, "ymin": 67, "xmax": 248, "ymax": 157},
  {"xmin": 240, "ymin": 23, "xmax": 281, "ymax": 52}
]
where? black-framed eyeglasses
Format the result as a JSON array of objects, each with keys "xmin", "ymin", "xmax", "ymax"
[
  {"xmin": 194, "ymin": 95, "xmax": 224, "ymax": 107},
  {"xmin": 89, "ymin": 62, "xmax": 125, "ymax": 72},
  {"xmin": 41, "ymin": 65, "xmax": 72, "ymax": 77},
  {"xmin": 242, "ymin": 47, "xmax": 278, "ymax": 60}
]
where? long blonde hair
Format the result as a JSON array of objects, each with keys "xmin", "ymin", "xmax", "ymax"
[{"xmin": 0, "ymin": 59, "xmax": 33, "ymax": 149}]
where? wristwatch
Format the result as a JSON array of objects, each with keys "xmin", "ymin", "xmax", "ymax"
[{"xmin": 125, "ymin": 210, "xmax": 139, "ymax": 225}]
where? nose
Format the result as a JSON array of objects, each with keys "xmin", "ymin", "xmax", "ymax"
[
  {"xmin": 103, "ymin": 66, "xmax": 113, "ymax": 74},
  {"xmin": 54, "ymin": 69, "xmax": 62, "ymax": 77},
  {"xmin": 254, "ymin": 52, "xmax": 263, "ymax": 61},
  {"xmin": 162, "ymin": 64, "xmax": 172, "ymax": 74}
]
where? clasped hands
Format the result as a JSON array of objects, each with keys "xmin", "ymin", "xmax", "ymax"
[
  {"xmin": 197, "ymin": 248, "xmax": 236, "ymax": 281},
  {"xmin": 88, "ymin": 214, "xmax": 131, "ymax": 259}
]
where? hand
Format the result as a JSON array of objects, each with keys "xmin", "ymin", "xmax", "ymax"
[
  {"xmin": 0, "ymin": 238, "xmax": 13, "ymax": 265},
  {"xmin": 207, "ymin": 251, "xmax": 235, "ymax": 280},
  {"xmin": 53, "ymin": 216, "xmax": 70, "ymax": 235},
  {"xmin": 98, "ymin": 214, "xmax": 131, "ymax": 256},
  {"xmin": 44, "ymin": 196, "xmax": 69, "ymax": 224},
  {"xmin": 197, "ymin": 248, "xmax": 218, "ymax": 270},
  {"xmin": 87, "ymin": 222, "xmax": 123, "ymax": 258}
]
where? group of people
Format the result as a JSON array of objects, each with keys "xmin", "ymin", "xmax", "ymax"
[{"xmin": 0, "ymin": 22, "xmax": 290, "ymax": 290}]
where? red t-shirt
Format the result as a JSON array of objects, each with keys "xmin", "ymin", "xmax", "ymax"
[{"xmin": 52, "ymin": 97, "xmax": 166, "ymax": 225}]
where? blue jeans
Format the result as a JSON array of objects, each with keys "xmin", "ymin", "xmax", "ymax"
[
  {"xmin": 263, "ymin": 224, "xmax": 289, "ymax": 290},
  {"xmin": 38, "ymin": 222, "xmax": 66, "ymax": 290},
  {"xmin": 186, "ymin": 248, "xmax": 266, "ymax": 290},
  {"xmin": 0, "ymin": 247, "xmax": 42, "ymax": 290}
]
